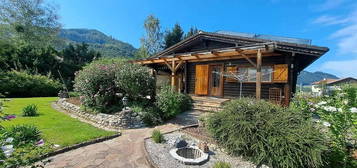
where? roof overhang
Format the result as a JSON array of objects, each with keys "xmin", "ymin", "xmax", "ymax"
[{"xmin": 133, "ymin": 42, "xmax": 278, "ymax": 65}]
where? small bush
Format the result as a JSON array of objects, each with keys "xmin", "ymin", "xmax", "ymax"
[
  {"xmin": 131, "ymin": 103, "xmax": 162, "ymax": 126},
  {"xmin": 5, "ymin": 125, "xmax": 41, "ymax": 147},
  {"xmin": 213, "ymin": 161, "xmax": 231, "ymax": 168},
  {"xmin": 22, "ymin": 104, "xmax": 38, "ymax": 117},
  {"xmin": 68, "ymin": 92, "xmax": 80, "ymax": 97},
  {"xmin": 156, "ymin": 86, "xmax": 193, "ymax": 120},
  {"xmin": 0, "ymin": 71, "xmax": 61, "ymax": 97},
  {"xmin": 206, "ymin": 98, "xmax": 326, "ymax": 168},
  {"xmin": 152, "ymin": 129, "xmax": 164, "ymax": 143}
]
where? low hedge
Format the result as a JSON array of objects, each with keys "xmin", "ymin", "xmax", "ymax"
[
  {"xmin": 206, "ymin": 98, "xmax": 326, "ymax": 168},
  {"xmin": 0, "ymin": 71, "xmax": 61, "ymax": 97},
  {"xmin": 156, "ymin": 86, "xmax": 193, "ymax": 120}
]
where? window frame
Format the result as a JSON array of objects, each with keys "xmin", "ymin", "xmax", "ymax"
[{"xmin": 237, "ymin": 65, "xmax": 274, "ymax": 83}]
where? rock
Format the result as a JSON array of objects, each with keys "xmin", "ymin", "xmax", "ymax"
[
  {"xmin": 198, "ymin": 142, "xmax": 209, "ymax": 153},
  {"xmin": 57, "ymin": 98, "xmax": 145, "ymax": 129},
  {"xmin": 174, "ymin": 138, "xmax": 188, "ymax": 148}
]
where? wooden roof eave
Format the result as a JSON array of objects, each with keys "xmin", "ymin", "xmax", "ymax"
[{"xmin": 134, "ymin": 42, "xmax": 277, "ymax": 65}]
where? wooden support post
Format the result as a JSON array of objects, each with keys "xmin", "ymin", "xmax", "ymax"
[
  {"xmin": 256, "ymin": 49, "xmax": 262, "ymax": 100},
  {"xmin": 284, "ymin": 52, "xmax": 295, "ymax": 106},
  {"xmin": 171, "ymin": 60, "xmax": 176, "ymax": 91},
  {"xmin": 184, "ymin": 62, "xmax": 188, "ymax": 94}
]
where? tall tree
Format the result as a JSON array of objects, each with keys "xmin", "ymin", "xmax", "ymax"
[
  {"xmin": 134, "ymin": 46, "xmax": 149, "ymax": 59},
  {"xmin": 139, "ymin": 15, "xmax": 163, "ymax": 57},
  {"xmin": 0, "ymin": 0, "xmax": 61, "ymax": 46},
  {"xmin": 184, "ymin": 27, "xmax": 199, "ymax": 39},
  {"xmin": 164, "ymin": 23, "xmax": 184, "ymax": 49}
]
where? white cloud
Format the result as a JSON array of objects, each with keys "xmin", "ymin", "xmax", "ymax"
[
  {"xmin": 321, "ymin": 59, "xmax": 357, "ymax": 77},
  {"xmin": 313, "ymin": 1, "xmax": 357, "ymax": 77},
  {"xmin": 313, "ymin": 15, "xmax": 350, "ymax": 25},
  {"xmin": 313, "ymin": 6, "xmax": 357, "ymax": 54},
  {"xmin": 331, "ymin": 24, "xmax": 357, "ymax": 54}
]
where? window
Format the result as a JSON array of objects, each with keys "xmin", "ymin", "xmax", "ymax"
[{"xmin": 238, "ymin": 66, "xmax": 273, "ymax": 82}]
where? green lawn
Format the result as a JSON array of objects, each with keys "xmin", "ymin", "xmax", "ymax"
[{"xmin": 1, "ymin": 97, "xmax": 116, "ymax": 147}]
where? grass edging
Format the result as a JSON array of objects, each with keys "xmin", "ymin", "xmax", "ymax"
[
  {"xmin": 143, "ymin": 124, "xmax": 198, "ymax": 168},
  {"xmin": 39, "ymin": 133, "xmax": 121, "ymax": 160}
]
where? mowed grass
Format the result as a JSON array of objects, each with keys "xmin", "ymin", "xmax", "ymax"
[{"xmin": 1, "ymin": 97, "xmax": 116, "ymax": 147}]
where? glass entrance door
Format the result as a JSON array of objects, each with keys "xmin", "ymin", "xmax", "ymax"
[{"xmin": 209, "ymin": 65, "xmax": 223, "ymax": 97}]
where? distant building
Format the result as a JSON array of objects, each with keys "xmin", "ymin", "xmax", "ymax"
[
  {"xmin": 327, "ymin": 77, "xmax": 357, "ymax": 86},
  {"xmin": 311, "ymin": 77, "xmax": 357, "ymax": 96}
]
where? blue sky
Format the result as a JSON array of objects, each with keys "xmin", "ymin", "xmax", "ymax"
[{"xmin": 52, "ymin": 0, "xmax": 357, "ymax": 78}]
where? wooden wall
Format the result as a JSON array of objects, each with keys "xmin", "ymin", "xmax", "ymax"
[{"xmin": 186, "ymin": 55, "xmax": 292, "ymax": 100}]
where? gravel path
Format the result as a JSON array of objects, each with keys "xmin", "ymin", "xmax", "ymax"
[{"xmin": 145, "ymin": 132, "xmax": 256, "ymax": 168}]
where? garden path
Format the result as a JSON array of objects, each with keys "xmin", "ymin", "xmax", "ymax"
[{"xmin": 42, "ymin": 110, "xmax": 204, "ymax": 168}]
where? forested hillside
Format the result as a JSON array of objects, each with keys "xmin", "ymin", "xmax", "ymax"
[
  {"xmin": 58, "ymin": 29, "xmax": 137, "ymax": 57},
  {"xmin": 297, "ymin": 71, "xmax": 339, "ymax": 85}
]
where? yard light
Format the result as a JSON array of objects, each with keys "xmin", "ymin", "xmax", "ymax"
[{"xmin": 122, "ymin": 96, "xmax": 128, "ymax": 110}]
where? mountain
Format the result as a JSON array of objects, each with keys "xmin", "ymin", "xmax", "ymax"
[
  {"xmin": 57, "ymin": 28, "xmax": 137, "ymax": 58},
  {"xmin": 297, "ymin": 71, "xmax": 339, "ymax": 85}
]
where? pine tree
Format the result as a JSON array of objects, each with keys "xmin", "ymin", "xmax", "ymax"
[
  {"xmin": 184, "ymin": 27, "xmax": 199, "ymax": 39},
  {"xmin": 164, "ymin": 23, "xmax": 184, "ymax": 49}
]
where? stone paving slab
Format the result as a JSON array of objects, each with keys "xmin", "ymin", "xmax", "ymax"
[
  {"xmin": 40, "ymin": 110, "xmax": 204, "ymax": 168},
  {"xmin": 41, "ymin": 124, "xmax": 180, "ymax": 168}
]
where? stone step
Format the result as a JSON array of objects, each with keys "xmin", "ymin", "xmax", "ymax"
[
  {"xmin": 190, "ymin": 96, "xmax": 229, "ymax": 112},
  {"xmin": 193, "ymin": 102, "xmax": 222, "ymax": 107},
  {"xmin": 193, "ymin": 106, "xmax": 222, "ymax": 112}
]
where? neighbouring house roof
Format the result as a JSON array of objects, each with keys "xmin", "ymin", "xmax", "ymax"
[
  {"xmin": 326, "ymin": 77, "xmax": 357, "ymax": 86},
  {"xmin": 312, "ymin": 78, "xmax": 339, "ymax": 85}
]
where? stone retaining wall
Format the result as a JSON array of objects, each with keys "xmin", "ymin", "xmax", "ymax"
[{"xmin": 57, "ymin": 98, "xmax": 145, "ymax": 129}]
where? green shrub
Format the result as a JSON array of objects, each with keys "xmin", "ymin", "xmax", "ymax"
[
  {"xmin": 213, "ymin": 161, "xmax": 231, "ymax": 168},
  {"xmin": 130, "ymin": 101, "xmax": 163, "ymax": 126},
  {"xmin": 1, "ymin": 143, "xmax": 52, "ymax": 167},
  {"xmin": 5, "ymin": 125, "xmax": 41, "ymax": 147},
  {"xmin": 68, "ymin": 92, "xmax": 80, "ymax": 97},
  {"xmin": 141, "ymin": 106, "xmax": 163, "ymax": 126},
  {"xmin": 22, "ymin": 104, "xmax": 38, "ymax": 117},
  {"xmin": 151, "ymin": 129, "xmax": 164, "ymax": 143},
  {"xmin": 0, "ymin": 71, "xmax": 61, "ymax": 97},
  {"xmin": 206, "ymin": 98, "xmax": 326, "ymax": 168},
  {"xmin": 156, "ymin": 86, "xmax": 193, "ymax": 120}
]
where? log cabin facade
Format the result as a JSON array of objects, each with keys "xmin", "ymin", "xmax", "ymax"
[{"xmin": 134, "ymin": 31, "xmax": 329, "ymax": 105}]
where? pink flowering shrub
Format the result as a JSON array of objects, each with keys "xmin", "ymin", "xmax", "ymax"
[
  {"xmin": 74, "ymin": 59, "xmax": 122, "ymax": 113},
  {"xmin": 74, "ymin": 59, "xmax": 155, "ymax": 113},
  {"xmin": 115, "ymin": 62, "xmax": 155, "ymax": 101}
]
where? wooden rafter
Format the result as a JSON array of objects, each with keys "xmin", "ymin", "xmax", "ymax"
[
  {"xmin": 163, "ymin": 59, "xmax": 174, "ymax": 72},
  {"xmin": 241, "ymin": 53, "xmax": 257, "ymax": 68},
  {"xmin": 174, "ymin": 60, "xmax": 184, "ymax": 72}
]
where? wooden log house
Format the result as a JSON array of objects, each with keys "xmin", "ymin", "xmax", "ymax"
[{"xmin": 134, "ymin": 31, "xmax": 329, "ymax": 105}]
